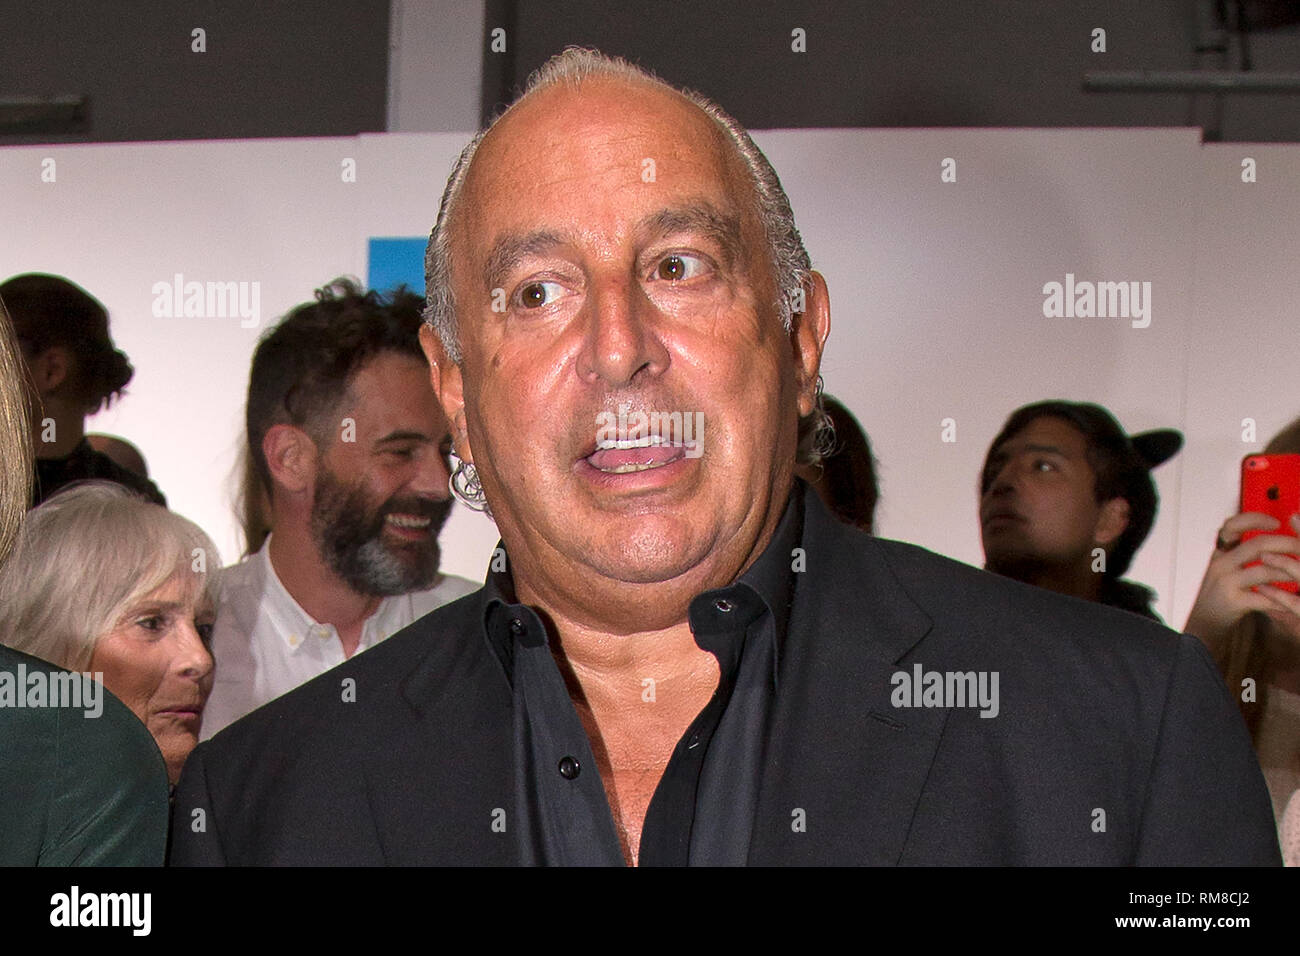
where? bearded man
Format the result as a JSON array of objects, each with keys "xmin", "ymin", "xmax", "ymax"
[{"xmin": 200, "ymin": 278, "xmax": 475, "ymax": 738}]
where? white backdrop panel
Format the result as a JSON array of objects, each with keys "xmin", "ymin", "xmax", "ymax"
[{"xmin": 3, "ymin": 128, "xmax": 1294, "ymax": 624}]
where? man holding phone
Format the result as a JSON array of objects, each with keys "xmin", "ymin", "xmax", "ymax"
[{"xmin": 979, "ymin": 400, "xmax": 1181, "ymax": 621}]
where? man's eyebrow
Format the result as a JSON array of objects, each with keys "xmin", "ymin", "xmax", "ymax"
[
  {"xmin": 482, "ymin": 230, "xmax": 565, "ymax": 293},
  {"xmin": 1021, "ymin": 443, "xmax": 1070, "ymax": 457},
  {"xmin": 639, "ymin": 203, "xmax": 744, "ymax": 269},
  {"xmin": 373, "ymin": 430, "xmax": 433, "ymax": 446}
]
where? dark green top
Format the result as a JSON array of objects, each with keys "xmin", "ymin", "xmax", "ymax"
[{"xmin": 0, "ymin": 644, "xmax": 169, "ymax": 865}]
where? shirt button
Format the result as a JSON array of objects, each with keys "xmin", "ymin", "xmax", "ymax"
[
  {"xmin": 288, "ymin": 634, "xmax": 302, "ymax": 648},
  {"xmin": 714, "ymin": 598, "xmax": 734, "ymax": 613},
  {"xmin": 558, "ymin": 755, "xmax": 580, "ymax": 780},
  {"xmin": 509, "ymin": 618, "xmax": 526, "ymax": 637}
]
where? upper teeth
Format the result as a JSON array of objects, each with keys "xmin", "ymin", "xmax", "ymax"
[
  {"xmin": 596, "ymin": 435, "xmax": 667, "ymax": 450},
  {"xmin": 387, "ymin": 514, "xmax": 431, "ymax": 528}
]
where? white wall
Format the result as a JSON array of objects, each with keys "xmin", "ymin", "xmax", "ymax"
[
  {"xmin": 2, "ymin": 128, "xmax": 1295, "ymax": 623},
  {"xmin": 762, "ymin": 128, "xmax": 1199, "ymax": 623},
  {"xmin": 1172, "ymin": 144, "xmax": 1300, "ymax": 626},
  {"xmin": 1, "ymin": 137, "xmax": 359, "ymax": 569}
]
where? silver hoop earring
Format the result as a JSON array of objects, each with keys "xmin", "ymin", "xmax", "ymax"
[{"xmin": 449, "ymin": 457, "xmax": 491, "ymax": 513}]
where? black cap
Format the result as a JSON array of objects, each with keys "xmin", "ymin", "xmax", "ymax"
[{"xmin": 1130, "ymin": 429, "xmax": 1183, "ymax": 470}]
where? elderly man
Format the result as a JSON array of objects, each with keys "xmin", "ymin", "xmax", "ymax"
[{"xmin": 172, "ymin": 48, "xmax": 1279, "ymax": 865}]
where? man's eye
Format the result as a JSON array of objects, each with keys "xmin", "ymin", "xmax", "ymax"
[
  {"xmin": 516, "ymin": 280, "xmax": 564, "ymax": 309},
  {"xmin": 136, "ymin": 615, "xmax": 165, "ymax": 633},
  {"xmin": 652, "ymin": 254, "xmax": 707, "ymax": 281},
  {"xmin": 1033, "ymin": 459, "xmax": 1055, "ymax": 472},
  {"xmin": 196, "ymin": 621, "xmax": 215, "ymax": 644}
]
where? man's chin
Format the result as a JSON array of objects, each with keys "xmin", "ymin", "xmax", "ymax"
[
  {"xmin": 571, "ymin": 528, "xmax": 722, "ymax": 588},
  {"xmin": 984, "ymin": 548, "xmax": 1042, "ymax": 578},
  {"xmin": 343, "ymin": 539, "xmax": 441, "ymax": 595}
]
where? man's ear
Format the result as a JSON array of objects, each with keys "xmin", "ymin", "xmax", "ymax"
[
  {"xmin": 28, "ymin": 346, "xmax": 70, "ymax": 395},
  {"xmin": 262, "ymin": 424, "xmax": 317, "ymax": 495},
  {"xmin": 1094, "ymin": 497, "xmax": 1131, "ymax": 549},
  {"xmin": 792, "ymin": 271, "xmax": 831, "ymax": 418},
  {"xmin": 419, "ymin": 324, "xmax": 473, "ymax": 465}
]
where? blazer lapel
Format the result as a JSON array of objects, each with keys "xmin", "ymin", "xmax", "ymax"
[
  {"xmin": 358, "ymin": 601, "xmax": 520, "ymax": 865},
  {"xmin": 750, "ymin": 489, "xmax": 949, "ymax": 864}
]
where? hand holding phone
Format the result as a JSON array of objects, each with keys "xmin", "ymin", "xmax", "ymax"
[{"xmin": 1240, "ymin": 454, "xmax": 1300, "ymax": 594}]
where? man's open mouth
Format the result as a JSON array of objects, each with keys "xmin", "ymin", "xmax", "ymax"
[
  {"xmin": 585, "ymin": 435, "xmax": 687, "ymax": 474},
  {"xmin": 385, "ymin": 513, "xmax": 433, "ymax": 530}
]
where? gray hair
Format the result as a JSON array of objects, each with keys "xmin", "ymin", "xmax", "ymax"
[
  {"xmin": 423, "ymin": 46, "xmax": 834, "ymax": 465},
  {"xmin": 0, "ymin": 482, "xmax": 220, "ymax": 671}
]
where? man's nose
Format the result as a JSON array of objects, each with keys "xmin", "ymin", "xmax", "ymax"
[
  {"xmin": 986, "ymin": 462, "xmax": 1018, "ymax": 498},
  {"xmin": 411, "ymin": 442, "xmax": 454, "ymax": 499},
  {"xmin": 576, "ymin": 271, "xmax": 669, "ymax": 387}
]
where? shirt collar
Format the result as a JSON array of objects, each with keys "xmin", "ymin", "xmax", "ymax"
[
  {"xmin": 688, "ymin": 485, "xmax": 802, "ymax": 689},
  {"xmin": 256, "ymin": 538, "xmax": 394, "ymax": 652},
  {"xmin": 479, "ymin": 484, "xmax": 805, "ymax": 687}
]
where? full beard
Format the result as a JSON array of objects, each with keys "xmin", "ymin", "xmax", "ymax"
[{"xmin": 310, "ymin": 469, "xmax": 452, "ymax": 597}]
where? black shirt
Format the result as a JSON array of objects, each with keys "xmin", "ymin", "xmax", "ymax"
[
  {"xmin": 481, "ymin": 489, "xmax": 802, "ymax": 866},
  {"xmin": 33, "ymin": 438, "xmax": 166, "ymax": 507}
]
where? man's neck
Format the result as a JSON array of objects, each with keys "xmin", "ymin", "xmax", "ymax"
[
  {"xmin": 266, "ymin": 524, "xmax": 382, "ymax": 658},
  {"xmin": 1008, "ymin": 561, "xmax": 1104, "ymax": 603},
  {"xmin": 534, "ymin": 605, "xmax": 722, "ymax": 868},
  {"xmin": 506, "ymin": 493, "xmax": 789, "ymax": 865},
  {"xmin": 32, "ymin": 407, "xmax": 85, "ymax": 459},
  {"xmin": 507, "ymin": 483, "xmax": 790, "ymax": 663}
]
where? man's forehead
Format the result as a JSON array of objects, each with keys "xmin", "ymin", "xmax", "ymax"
[
  {"xmin": 457, "ymin": 78, "xmax": 746, "ymax": 241},
  {"xmin": 997, "ymin": 417, "xmax": 1088, "ymax": 457},
  {"xmin": 346, "ymin": 352, "xmax": 437, "ymax": 413}
]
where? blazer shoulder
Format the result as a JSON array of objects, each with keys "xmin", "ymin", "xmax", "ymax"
[
  {"xmin": 858, "ymin": 535, "xmax": 1181, "ymax": 668},
  {"xmin": 202, "ymin": 585, "xmax": 489, "ymax": 752}
]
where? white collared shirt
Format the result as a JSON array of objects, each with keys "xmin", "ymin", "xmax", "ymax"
[{"xmin": 200, "ymin": 539, "xmax": 478, "ymax": 739}]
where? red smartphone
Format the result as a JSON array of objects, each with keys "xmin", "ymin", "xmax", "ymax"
[{"xmin": 1240, "ymin": 453, "xmax": 1300, "ymax": 594}]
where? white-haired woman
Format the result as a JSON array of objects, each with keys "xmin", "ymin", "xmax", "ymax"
[{"xmin": 0, "ymin": 481, "xmax": 218, "ymax": 785}]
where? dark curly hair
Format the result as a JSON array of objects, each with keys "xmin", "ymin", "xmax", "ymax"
[{"xmin": 244, "ymin": 277, "xmax": 427, "ymax": 503}]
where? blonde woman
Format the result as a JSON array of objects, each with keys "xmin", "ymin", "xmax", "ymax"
[{"xmin": 0, "ymin": 482, "xmax": 219, "ymax": 786}]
